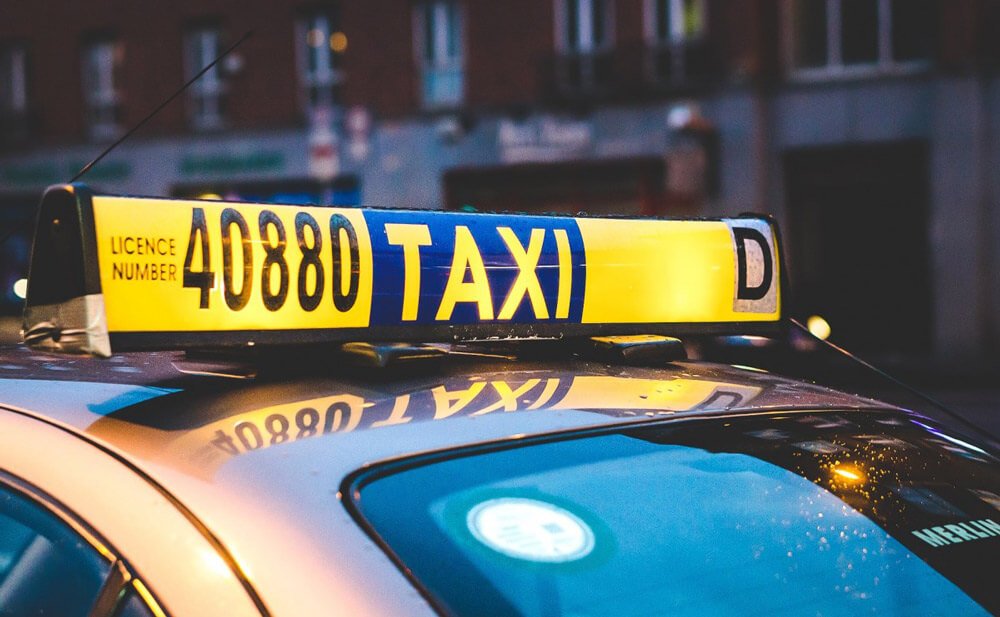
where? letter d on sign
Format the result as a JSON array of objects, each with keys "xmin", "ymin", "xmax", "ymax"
[{"xmin": 730, "ymin": 222, "xmax": 777, "ymax": 314}]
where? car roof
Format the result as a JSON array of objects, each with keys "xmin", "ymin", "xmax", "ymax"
[
  {"xmin": 0, "ymin": 343, "xmax": 905, "ymax": 614},
  {"xmin": 0, "ymin": 342, "xmax": 902, "ymax": 521},
  {"xmin": 0, "ymin": 343, "xmax": 900, "ymax": 464}
]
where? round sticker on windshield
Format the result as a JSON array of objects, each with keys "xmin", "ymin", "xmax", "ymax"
[{"xmin": 466, "ymin": 497, "xmax": 595, "ymax": 562}]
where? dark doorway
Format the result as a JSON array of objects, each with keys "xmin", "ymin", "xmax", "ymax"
[
  {"xmin": 784, "ymin": 141, "xmax": 931, "ymax": 353},
  {"xmin": 0, "ymin": 193, "xmax": 35, "ymax": 315}
]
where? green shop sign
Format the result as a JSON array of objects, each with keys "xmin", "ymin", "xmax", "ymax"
[
  {"xmin": 0, "ymin": 163, "xmax": 58, "ymax": 186},
  {"xmin": 180, "ymin": 151, "xmax": 284, "ymax": 176},
  {"xmin": 0, "ymin": 160, "xmax": 132, "ymax": 187},
  {"xmin": 66, "ymin": 160, "xmax": 131, "ymax": 182}
]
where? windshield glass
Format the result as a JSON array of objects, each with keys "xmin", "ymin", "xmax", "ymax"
[{"xmin": 355, "ymin": 411, "xmax": 998, "ymax": 616}]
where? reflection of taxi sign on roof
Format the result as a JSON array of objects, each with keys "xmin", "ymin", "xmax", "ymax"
[
  {"xmin": 84, "ymin": 371, "xmax": 767, "ymax": 478},
  {"xmin": 22, "ymin": 183, "xmax": 782, "ymax": 357}
]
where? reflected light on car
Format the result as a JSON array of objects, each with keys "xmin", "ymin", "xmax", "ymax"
[
  {"xmin": 201, "ymin": 547, "xmax": 232, "ymax": 578},
  {"xmin": 832, "ymin": 465, "xmax": 865, "ymax": 484},
  {"xmin": 807, "ymin": 315, "xmax": 832, "ymax": 340}
]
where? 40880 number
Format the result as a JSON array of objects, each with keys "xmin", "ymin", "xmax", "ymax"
[{"xmin": 182, "ymin": 207, "xmax": 362, "ymax": 312}]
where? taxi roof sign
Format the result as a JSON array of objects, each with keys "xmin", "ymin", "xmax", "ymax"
[{"xmin": 23, "ymin": 184, "xmax": 784, "ymax": 357}]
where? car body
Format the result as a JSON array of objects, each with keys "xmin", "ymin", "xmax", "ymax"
[
  {"xmin": 1, "ymin": 342, "xmax": 998, "ymax": 616},
  {"xmin": 1, "ymin": 186, "xmax": 997, "ymax": 615}
]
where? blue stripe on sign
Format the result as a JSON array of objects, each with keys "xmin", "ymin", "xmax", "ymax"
[{"xmin": 364, "ymin": 210, "xmax": 586, "ymax": 326}]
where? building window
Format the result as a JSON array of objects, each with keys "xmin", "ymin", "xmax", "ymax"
[
  {"xmin": 560, "ymin": 0, "xmax": 612, "ymax": 53},
  {"xmin": 297, "ymin": 9, "xmax": 345, "ymax": 114},
  {"xmin": 184, "ymin": 26, "xmax": 225, "ymax": 131},
  {"xmin": 0, "ymin": 45, "xmax": 28, "ymax": 118},
  {"xmin": 82, "ymin": 38, "xmax": 123, "ymax": 141},
  {"xmin": 555, "ymin": 0, "xmax": 614, "ymax": 94},
  {"xmin": 644, "ymin": 0, "xmax": 709, "ymax": 86},
  {"xmin": 889, "ymin": 0, "xmax": 935, "ymax": 62},
  {"xmin": 649, "ymin": 0, "xmax": 705, "ymax": 43},
  {"xmin": 787, "ymin": 0, "xmax": 934, "ymax": 77},
  {"xmin": 0, "ymin": 44, "xmax": 29, "ymax": 145},
  {"xmin": 416, "ymin": 1, "xmax": 463, "ymax": 109}
]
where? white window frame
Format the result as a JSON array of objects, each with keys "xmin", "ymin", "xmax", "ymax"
[
  {"xmin": 184, "ymin": 26, "xmax": 225, "ymax": 131},
  {"xmin": 783, "ymin": 0, "xmax": 931, "ymax": 80},
  {"xmin": 296, "ymin": 10, "xmax": 344, "ymax": 114},
  {"xmin": 82, "ymin": 39, "xmax": 122, "ymax": 141},
  {"xmin": 643, "ymin": 0, "xmax": 706, "ymax": 45},
  {"xmin": 555, "ymin": 0, "xmax": 615, "ymax": 54},
  {"xmin": 0, "ymin": 45, "xmax": 28, "ymax": 115},
  {"xmin": 414, "ymin": 1, "xmax": 464, "ymax": 109}
]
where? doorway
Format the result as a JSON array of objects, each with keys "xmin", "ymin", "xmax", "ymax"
[{"xmin": 784, "ymin": 141, "xmax": 931, "ymax": 353}]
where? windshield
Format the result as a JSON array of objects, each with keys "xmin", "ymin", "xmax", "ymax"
[{"xmin": 354, "ymin": 410, "xmax": 998, "ymax": 616}]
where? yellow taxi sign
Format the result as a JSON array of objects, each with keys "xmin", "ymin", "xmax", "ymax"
[{"xmin": 22, "ymin": 184, "xmax": 782, "ymax": 357}]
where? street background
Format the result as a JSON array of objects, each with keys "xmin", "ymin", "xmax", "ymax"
[{"xmin": 1, "ymin": 1, "xmax": 997, "ymax": 434}]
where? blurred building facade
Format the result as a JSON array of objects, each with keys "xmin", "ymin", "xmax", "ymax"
[{"xmin": 1, "ymin": 0, "xmax": 998, "ymax": 364}]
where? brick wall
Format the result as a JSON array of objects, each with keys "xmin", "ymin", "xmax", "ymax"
[
  {"xmin": 464, "ymin": 0, "xmax": 554, "ymax": 110},
  {"xmin": 1, "ymin": 0, "xmax": 992, "ymax": 145}
]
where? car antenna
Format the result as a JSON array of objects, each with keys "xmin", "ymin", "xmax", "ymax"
[
  {"xmin": 789, "ymin": 318, "xmax": 999, "ymax": 445},
  {"xmin": 0, "ymin": 30, "xmax": 253, "ymax": 249},
  {"xmin": 70, "ymin": 30, "xmax": 253, "ymax": 183}
]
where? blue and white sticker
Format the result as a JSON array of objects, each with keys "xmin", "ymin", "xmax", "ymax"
[{"xmin": 466, "ymin": 497, "xmax": 595, "ymax": 562}]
